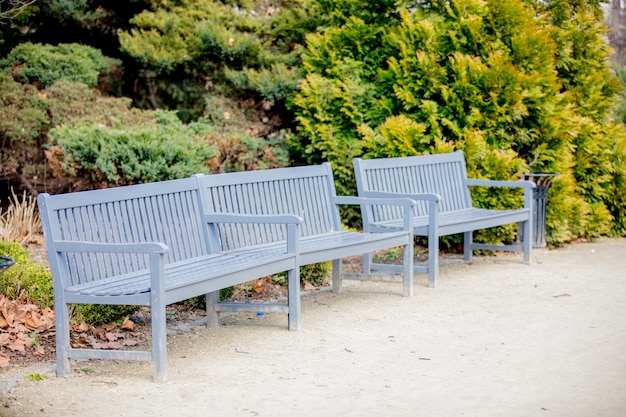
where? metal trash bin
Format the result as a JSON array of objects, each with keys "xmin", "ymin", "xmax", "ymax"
[
  {"xmin": 521, "ymin": 173, "xmax": 558, "ymax": 248},
  {"xmin": 0, "ymin": 255, "xmax": 15, "ymax": 274}
]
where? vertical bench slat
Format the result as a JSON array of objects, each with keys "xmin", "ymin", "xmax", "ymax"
[
  {"xmin": 87, "ymin": 205, "xmax": 107, "ymax": 280},
  {"xmin": 115, "ymin": 200, "xmax": 137, "ymax": 271},
  {"xmin": 82, "ymin": 205, "xmax": 101, "ymax": 279},
  {"xmin": 250, "ymin": 183, "xmax": 271, "ymax": 246},
  {"xmin": 75, "ymin": 207, "xmax": 96, "ymax": 283},
  {"xmin": 86, "ymin": 204, "xmax": 108, "ymax": 279},
  {"xmin": 160, "ymin": 194, "xmax": 179, "ymax": 261},
  {"xmin": 165, "ymin": 194, "xmax": 184, "ymax": 259},
  {"xmin": 129, "ymin": 199, "xmax": 150, "ymax": 270},
  {"xmin": 264, "ymin": 181, "xmax": 280, "ymax": 241},
  {"xmin": 71, "ymin": 207, "xmax": 91, "ymax": 282},
  {"xmin": 233, "ymin": 185, "xmax": 247, "ymax": 247},
  {"xmin": 302, "ymin": 177, "xmax": 318, "ymax": 233},
  {"xmin": 414, "ymin": 165, "xmax": 427, "ymax": 215}
]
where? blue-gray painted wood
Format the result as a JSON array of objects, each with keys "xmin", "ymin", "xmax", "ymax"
[
  {"xmin": 195, "ymin": 163, "xmax": 416, "ymax": 297},
  {"xmin": 38, "ymin": 177, "xmax": 302, "ymax": 382},
  {"xmin": 354, "ymin": 151, "xmax": 535, "ymax": 287}
]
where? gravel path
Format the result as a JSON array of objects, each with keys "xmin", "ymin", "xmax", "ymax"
[{"xmin": 1, "ymin": 238, "xmax": 625, "ymax": 417}]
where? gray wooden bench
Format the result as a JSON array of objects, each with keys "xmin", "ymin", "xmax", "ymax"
[
  {"xmin": 38, "ymin": 177, "xmax": 302, "ymax": 381},
  {"xmin": 354, "ymin": 151, "xmax": 535, "ymax": 287},
  {"xmin": 194, "ymin": 163, "xmax": 416, "ymax": 304}
]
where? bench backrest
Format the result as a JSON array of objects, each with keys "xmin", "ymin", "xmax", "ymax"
[
  {"xmin": 354, "ymin": 151, "xmax": 473, "ymax": 222},
  {"xmin": 195, "ymin": 164, "xmax": 341, "ymax": 251},
  {"xmin": 38, "ymin": 178, "xmax": 210, "ymax": 289}
]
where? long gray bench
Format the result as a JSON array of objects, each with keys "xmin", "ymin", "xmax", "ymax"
[
  {"xmin": 354, "ymin": 151, "xmax": 535, "ymax": 287},
  {"xmin": 38, "ymin": 177, "xmax": 302, "ymax": 381},
  {"xmin": 194, "ymin": 163, "xmax": 416, "ymax": 310}
]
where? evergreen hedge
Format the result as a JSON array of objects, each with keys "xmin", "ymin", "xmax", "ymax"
[{"xmin": 292, "ymin": 0, "xmax": 626, "ymax": 244}]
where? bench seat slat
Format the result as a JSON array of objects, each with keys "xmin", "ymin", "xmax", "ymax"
[
  {"xmin": 370, "ymin": 208, "xmax": 530, "ymax": 235},
  {"xmin": 65, "ymin": 252, "xmax": 293, "ymax": 297},
  {"xmin": 219, "ymin": 230, "xmax": 409, "ymax": 260}
]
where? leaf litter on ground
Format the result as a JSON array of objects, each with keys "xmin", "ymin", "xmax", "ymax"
[
  {"xmin": 0, "ymin": 294, "xmax": 146, "ymax": 369},
  {"xmin": 0, "ymin": 294, "xmax": 55, "ymax": 368}
]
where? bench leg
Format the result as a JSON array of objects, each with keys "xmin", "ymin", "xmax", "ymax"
[
  {"xmin": 362, "ymin": 252, "xmax": 372, "ymax": 274},
  {"xmin": 287, "ymin": 267, "xmax": 301, "ymax": 331},
  {"xmin": 522, "ymin": 219, "xmax": 532, "ymax": 264},
  {"xmin": 464, "ymin": 231, "xmax": 473, "ymax": 262},
  {"xmin": 331, "ymin": 259, "xmax": 342, "ymax": 293},
  {"xmin": 151, "ymin": 296, "xmax": 167, "ymax": 382},
  {"xmin": 428, "ymin": 234, "xmax": 439, "ymax": 288},
  {"xmin": 206, "ymin": 291, "xmax": 220, "ymax": 327},
  {"xmin": 55, "ymin": 300, "xmax": 71, "ymax": 377},
  {"xmin": 402, "ymin": 238, "xmax": 414, "ymax": 297}
]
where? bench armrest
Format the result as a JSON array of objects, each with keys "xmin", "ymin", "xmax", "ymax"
[
  {"xmin": 50, "ymin": 241, "xmax": 170, "ymax": 296},
  {"xmin": 466, "ymin": 179, "xmax": 536, "ymax": 189},
  {"xmin": 334, "ymin": 195, "xmax": 419, "ymax": 207},
  {"xmin": 466, "ymin": 178, "xmax": 536, "ymax": 209},
  {"xmin": 53, "ymin": 241, "xmax": 169, "ymax": 254},
  {"xmin": 334, "ymin": 195, "xmax": 417, "ymax": 231},
  {"xmin": 355, "ymin": 191, "xmax": 442, "ymax": 202},
  {"xmin": 203, "ymin": 213, "xmax": 302, "ymax": 254},
  {"xmin": 204, "ymin": 213, "xmax": 303, "ymax": 225}
]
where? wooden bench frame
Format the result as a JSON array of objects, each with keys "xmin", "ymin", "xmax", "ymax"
[
  {"xmin": 194, "ymin": 163, "xmax": 417, "ymax": 305},
  {"xmin": 354, "ymin": 151, "xmax": 535, "ymax": 287},
  {"xmin": 38, "ymin": 177, "xmax": 303, "ymax": 381}
]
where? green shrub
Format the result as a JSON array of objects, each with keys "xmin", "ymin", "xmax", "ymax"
[
  {"xmin": 272, "ymin": 262, "xmax": 333, "ymax": 288},
  {"xmin": 48, "ymin": 110, "xmax": 215, "ymax": 186},
  {"xmin": 202, "ymin": 94, "xmax": 291, "ymax": 172},
  {"xmin": 1, "ymin": 42, "xmax": 113, "ymax": 88},
  {"xmin": 45, "ymin": 80, "xmax": 155, "ymax": 127},
  {"xmin": 301, "ymin": 262, "xmax": 332, "ymax": 286},
  {"xmin": 70, "ymin": 304, "xmax": 139, "ymax": 326},
  {"xmin": 0, "ymin": 72, "xmax": 49, "ymax": 144},
  {"xmin": 0, "ymin": 240, "xmax": 53, "ymax": 308},
  {"xmin": 225, "ymin": 63, "xmax": 305, "ymax": 103}
]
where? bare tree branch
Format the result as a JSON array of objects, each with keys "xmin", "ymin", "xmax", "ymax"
[
  {"xmin": 144, "ymin": 71, "xmax": 162, "ymax": 110},
  {"xmin": 0, "ymin": 0, "xmax": 37, "ymax": 22}
]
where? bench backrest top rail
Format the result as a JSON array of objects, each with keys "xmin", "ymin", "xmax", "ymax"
[
  {"xmin": 38, "ymin": 177, "xmax": 210, "ymax": 288},
  {"xmin": 354, "ymin": 151, "xmax": 473, "ymax": 219},
  {"xmin": 195, "ymin": 163, "xmax": 342, "ymax": 251}
]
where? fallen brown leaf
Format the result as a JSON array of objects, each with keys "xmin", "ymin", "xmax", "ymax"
[
  {"xmin": 0, "ymin": 352, "xmax": 9, "ymax": 368},
  {"xmin": 101, "ymin": 322, "xmax": 117, "ymax": 332},
  {"xmin": 105, "ymin": 341, "xmax": 123, "ymax": 350},
  {"xmin": 252, "ymin": 279, "xmax": 264, "ymax": 294},
  {"xmin": 8, "ymin": 338, "xmax": 26, "ymax": 353},
  {"xmin": 105, "ymin": 332, "xmax": 125, "ymax": 342},
  {"xmin": 72, "ymin": 321, "xmax": 89, "ymax": 332},
  {"xmin": 25, "ymin": 314, "xmax": 45, "ymax": 332},
  {"xmin": 120, "ymin": 317, "xmax": 134, "ymax": 331}
]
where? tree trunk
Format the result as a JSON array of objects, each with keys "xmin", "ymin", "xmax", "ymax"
[{"xmin": 608, "ymin": 0, "xmax": 626, "ymax": 65}]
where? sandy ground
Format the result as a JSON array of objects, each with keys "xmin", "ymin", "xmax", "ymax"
[{"xmin": 1, "ymin": 238, "xmax": 625, "ymax": 417}]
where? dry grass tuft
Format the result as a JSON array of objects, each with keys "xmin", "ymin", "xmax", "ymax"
[{"xmin": 0, "ymin": 190, "xmax": 43, "ymax": 245}]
